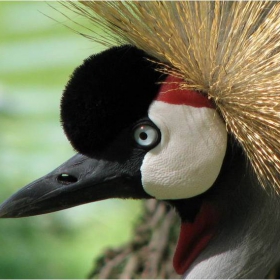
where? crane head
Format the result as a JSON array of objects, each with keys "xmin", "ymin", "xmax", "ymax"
[{"xmin": 0, "ymin": 45, "xmax": 228, "ymax": 275}]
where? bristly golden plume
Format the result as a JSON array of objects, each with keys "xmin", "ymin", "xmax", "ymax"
[{"xmin": 65, "ymin": 1, "xmax": 280, "ymax": 194}]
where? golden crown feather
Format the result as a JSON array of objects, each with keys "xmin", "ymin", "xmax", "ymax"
[{"xmin": 64, "ymin": 1, "xmax": 280, "ymax": 194}]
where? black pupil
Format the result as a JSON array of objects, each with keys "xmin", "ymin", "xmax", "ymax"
[{"xmin": 140, "ymin": 132, "xmax": 148, "ymax": 140}]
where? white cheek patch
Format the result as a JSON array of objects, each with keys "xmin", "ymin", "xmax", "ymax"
[{"xmin": 141, "ymin": 101, "xmax": 227, "ymax": 200}]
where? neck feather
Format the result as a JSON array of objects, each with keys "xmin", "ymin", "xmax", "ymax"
[{"xmin": 183, "ymin": 139, "xmax": 280, "ymax": 278}]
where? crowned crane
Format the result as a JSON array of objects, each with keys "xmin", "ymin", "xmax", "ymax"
[
  {"xmin": 0, "ymin": 45, "xmax": 280, "ymax": 279},
  {"xmin": 2, "ymin": 1, "xmax": 280, "ymax": 279}
]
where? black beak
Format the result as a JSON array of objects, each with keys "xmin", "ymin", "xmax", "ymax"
[{"xmin": 0, "ymin": 153, "xmax": 151, "ymax": 218}]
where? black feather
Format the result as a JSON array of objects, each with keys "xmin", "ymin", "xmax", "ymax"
[{"xmin": 61, "ymin": 45, "xmax": 167, "ymax": 157}]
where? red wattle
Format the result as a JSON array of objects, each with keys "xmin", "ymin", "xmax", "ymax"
[
  {"xmin": 173, "ymin": 203, "xmax": 220, "ymax": 275},
  {"xmin": 156, "ymin": 76, "xmax": 214, "ymax": 109}
]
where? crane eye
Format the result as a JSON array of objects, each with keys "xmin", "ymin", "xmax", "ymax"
[{"xmin": 133, "ymin": 123, "xmax": 160, "ymax": 149}]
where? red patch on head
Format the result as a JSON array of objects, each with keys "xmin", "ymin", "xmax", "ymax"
[
  {"xmin": 156, "ymin": 76, "xmax": 213, "ymax": 109},
  {"xmin": 173, "ymin": 203, "xmax": 220, "ymax": 275}
]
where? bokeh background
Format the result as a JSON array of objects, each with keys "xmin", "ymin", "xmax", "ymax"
[{"xmin": 0, "ymin": 2, "xmax": 141, "ymax": 278}]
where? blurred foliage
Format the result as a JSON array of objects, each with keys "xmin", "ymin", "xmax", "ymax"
[{"xmin": 0, "ymin": 2, "xmax": 141, "ymax": 278}]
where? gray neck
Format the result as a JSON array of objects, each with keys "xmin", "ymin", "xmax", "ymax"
[{"xmin": 184, "ymin": 143, "xmax": 280, "ymax": 278}]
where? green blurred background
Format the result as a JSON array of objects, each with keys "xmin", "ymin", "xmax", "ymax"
[{"xmin": 0, "ymin": 2, "xmax": 141, "ymax": 278}]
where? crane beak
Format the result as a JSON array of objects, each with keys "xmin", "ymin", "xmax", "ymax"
[{"xmin": 0, "ymin": 153, "xmax": 151, "ymax": 218}]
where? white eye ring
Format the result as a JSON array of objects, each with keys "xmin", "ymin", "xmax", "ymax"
[{"xmin": 134, "ymin": 124, "xmax": 160, "ymax": 148}]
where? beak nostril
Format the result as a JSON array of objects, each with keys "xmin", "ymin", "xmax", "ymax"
[{"xmin": 57, "ymin": 173, "xmax": 78, "ymax": 185}]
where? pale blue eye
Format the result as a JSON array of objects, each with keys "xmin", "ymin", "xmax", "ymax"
[{"xmin": 134, "ymin": 125, "xmax": 159, "ymax": 147}]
